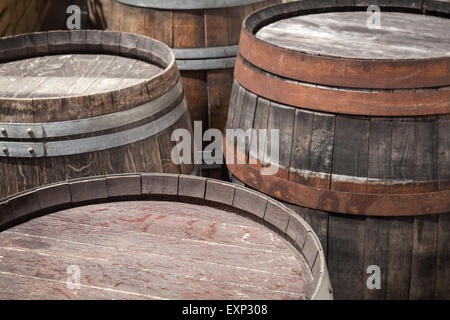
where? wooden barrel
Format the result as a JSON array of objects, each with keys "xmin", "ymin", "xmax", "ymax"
[
  {"xmin": 225, "ymin": 0, "xmax": 450, "ymax": 300},
  {"xmin": 102, "ymin": 0, "xmax": 280, "ymax": 132},
  {"xmin": 0, "ymin": 174, "xmax": 333, "ymax": 300},
  {"xmin": 0, "ymin": 30, "xmax": 193, "ymax": 199}
]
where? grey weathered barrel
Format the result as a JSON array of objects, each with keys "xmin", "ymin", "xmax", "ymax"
[
  {"xmin": 226, "ymin": 0, "xmax": 450, "ymax": 300},
  {"xmin": 0, "ymin": 30, "xmax": 193, "ymax": 199},
  {"xmin": 0, "ymin": 174, "xmax": 333, "ymax": 300}
]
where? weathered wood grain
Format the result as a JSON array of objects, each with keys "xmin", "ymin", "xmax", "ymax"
[
  {"xmin": 256, "ymin": 12, "xmax": 450, "ymax": 59},
  {"xmin": 0, "ymin": 54, "xmax": 162, "ymax": 99},
  {"xmin": 362, "ymin": 217, "xmax": 389, "ymax": 300},
  {"xmin": 0, "ymin": 32, "xmax": 192, "ymax": 199},
  {"xmin": 409, "ymin": 215, "xmax": 438, "ymax": 299},
  {"xmin": 289, "ymin": 109, "xmax": 314, "ymax": 185},
  {"xmin": 368, "ymin": 118, "xmax": 393, "ymax": 194}
]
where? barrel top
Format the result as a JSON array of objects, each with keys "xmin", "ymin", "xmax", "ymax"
[
  {"xmin": 0, "ymin": 54, "xmax": 163, "ymax": 99},
  {"xmin": 0, "ymin": 200, "xmax": 308, "ymax": 299},
  {"xmin": 0, "ymin": 174, "xmax": 333, "ymax": 299},
  {"xmin": 256, "ymin": 11, "xmax": 450, "ymax": 60}
]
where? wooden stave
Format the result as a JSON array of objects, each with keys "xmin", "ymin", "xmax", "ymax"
[
  {"xmin": 0, "ymin": 0, "xmax": 90, "ymax": 38},
  {"xmin": 229, "ymin": 1, "xmax": 450, "ymax": 210},
  {"xmin": 114, "ymin": 0, "xmax": 279, "ymax": 10},
  {"xmin": 0, "ymin": 174, "xmax": 334, "ymax": 300},
  {"xmin": 239, "ymin": 0, "xmax": 450, "ymax": 89},
  {"xmin": 0, "ymin": 30, "xmax": 194, "ymax": 198},
  {"xmin": 105, "ymin": 0, "xmax": 280, "ymax": 131}
]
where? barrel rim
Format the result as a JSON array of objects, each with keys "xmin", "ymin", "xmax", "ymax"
[
  {"xmin": 0, "ymin": 174, "xmax": 333, "ymax": 300},
  {"xmin": 0, "ymin": 30, "xmax": 179, "ymax": 121},
  {"xmin": 240, "ymin": 0, "xmax": 450, "ymax": 89}
]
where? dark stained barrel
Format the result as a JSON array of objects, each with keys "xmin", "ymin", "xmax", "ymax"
[
  {"xmin": 0, "ymin": 0, "xmax": 89, "ymax": 37},
  {"xmin": 226, "ymin": 0, "xmax": 450, "ymax": 300},
  {"xmin": 98, "ymin": 0, "xmax": 280, "ymax": 132},
  {"xmin": 0, "ymin": 30, "xmax": 193, "ymax": 199},
  {"xmin": 0, "ymin": 174, "xmax": 333, "ymax": 300}
]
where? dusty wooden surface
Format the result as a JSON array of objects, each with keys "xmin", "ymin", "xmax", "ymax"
[
  {"xmin": 256, "ymin": 11, "xmax": 450, "ymax": 59},
  {"xmin": 0, "ymin": 201, "xmax": 307, "ymax": 300},
  {"xmin": 0, "ymin": 54, "xmax": 162, "ymax": 99}
]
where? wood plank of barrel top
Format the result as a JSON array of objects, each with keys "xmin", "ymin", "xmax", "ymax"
[
  {"xmin": 256, "ymin": 11, "xmax": 450, "ymax": 60},
  {"xmin": 0, "ymin": 31, "xmax": 193, "ymax": 199}
]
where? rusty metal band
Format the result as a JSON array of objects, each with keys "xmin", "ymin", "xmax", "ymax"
[
  {"xmin": 225, "ymin": 139, "xmax": 450, "ymax": 216},
  {"xmin": 0, "ymin": 98, "xmax": 187, "ymax": 158},
  {"xmin": 234, "ymin": 57, "xmax": 450, "ymax": 116},
  {"xmin": 240, "ymin": 2, "xmax": 450, "ymax": 89}
]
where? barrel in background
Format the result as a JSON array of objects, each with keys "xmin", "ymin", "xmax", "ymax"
[
  {"xmin": 0, "ymin": 174, "xmax": 333, "ymax": 300},
  {"xmin": 96, "ymin": 0, "xmax": 280, "ymax": 133},
  {"xmin": 0, "ymin": 30, "xmax": 193, "ymax": 199},
  {"xmin": 226, "ymin": 0, "xmax": 450, "ymax": 300}
]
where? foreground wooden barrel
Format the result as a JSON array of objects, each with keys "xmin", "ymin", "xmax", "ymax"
[
  {"xmin": 0, "ymin": 30, "xmax": 193, "ymax": 199},
  {"xmin": 104, "ymin": 0, "xmax": 280, "ymax": 132},
  {"xmin": 0, "ymin": 174, "xmax": 332, "ymax": 300},
  {"xmin": 226, "ymin": 0, "xmax": 450, "ymax": 300}
]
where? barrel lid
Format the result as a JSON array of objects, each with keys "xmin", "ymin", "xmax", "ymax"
[{"xmin": 239, "ymin": 0, "xmax": 450, "ymax": 89}]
